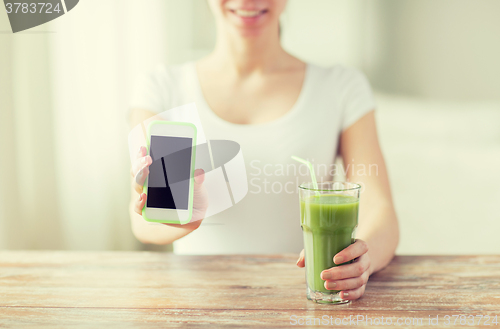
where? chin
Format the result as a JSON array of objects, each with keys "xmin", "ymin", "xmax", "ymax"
[{"xmin": 234, "ymin": 26, "xmax": 267, "ymax": 38}]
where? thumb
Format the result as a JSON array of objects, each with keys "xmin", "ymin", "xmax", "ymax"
[
  {"xmin": 296, "ymin": 249, "xmax": 305, "ymax": 267},
  {"xmin": 194, "ymin": 169, "xmax": 205, "ymax": 186}
]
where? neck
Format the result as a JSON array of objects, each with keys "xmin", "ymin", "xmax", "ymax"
[{"xmin": 209, "ymin": 23, "xmax": 288, "ymax": 75}]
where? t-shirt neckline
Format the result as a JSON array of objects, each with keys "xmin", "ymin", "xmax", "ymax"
[{"xmin": 188, "ymin": 61, "xmax": 313, "ymax": 129}]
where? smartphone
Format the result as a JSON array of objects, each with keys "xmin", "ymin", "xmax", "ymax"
[{"xmin": 142, "ymin": 121, "xmax": 197, "ymax": 224}]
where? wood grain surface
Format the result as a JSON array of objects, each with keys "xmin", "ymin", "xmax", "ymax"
[{"xmin": 0, "ymin": 252, "xmax": 499, "ymax": 328}]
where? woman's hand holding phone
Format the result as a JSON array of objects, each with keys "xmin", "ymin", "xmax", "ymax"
[{"xmin": 131, "ymin": 146, "xmax": 208, "ymax": 228}]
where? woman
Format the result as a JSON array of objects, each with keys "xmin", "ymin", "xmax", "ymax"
[{"xmin": 129, "ymin": 0, "xmax": 399, "ymax": 301}]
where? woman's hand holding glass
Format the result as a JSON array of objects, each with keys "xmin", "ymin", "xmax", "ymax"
[{"xmin": 296, "ymin": 239, "xmax": 372, "ymax": 301}]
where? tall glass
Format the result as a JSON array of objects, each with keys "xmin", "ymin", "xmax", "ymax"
[{"xmin": 299, "ymin": 181, "xmax": 360, "ymax": 304}]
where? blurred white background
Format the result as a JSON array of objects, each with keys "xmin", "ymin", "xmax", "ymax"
[{"xmin": 1, "ymin": 0, "xmax": 499, "ymax": 254}]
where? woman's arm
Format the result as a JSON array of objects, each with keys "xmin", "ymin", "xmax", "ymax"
[
  {"xmin": 296, "ymin": 110, "xmax": 398, "ymax": 300},
  {"xmin": 129, "ymin": 109, "xmax": 205, "ymax": 245},
  {"xmin": 339, "ymin": 110, "xmax": 399, "ymax": 275}
]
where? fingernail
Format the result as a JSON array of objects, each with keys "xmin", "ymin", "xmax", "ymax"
[
  {"xmin": 327, "ymin": 282, "xmax": 337, "ymax": 289},
  {"xmin": 334, "ymin": 256, "xmax": 344, "ymax": 264},
  {"xmin": 343, "ymin": 292, "xmax": 349, "ymax": 297},
  {"xmin": 321, "ymin": 272, "xmax": 330, "ymax": 280},
  {"xmin": 138, "ymin": 146, "xmax": 143, "ymax": 154},
  {"xmin": 141, "ymin": 157, "xmax": 147, "ymax": 164},
  {"xmin": 296, "ymin": 258, "xmax": 300, "ymax": 265}
]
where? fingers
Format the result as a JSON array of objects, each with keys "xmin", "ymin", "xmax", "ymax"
[
  {"xmin": 333, "ymin": 239, "xmax": 368, "ymax": 264},
  {"xmin": 340, "ymin": 284, "xmax": 366, "ymax": 301},
  {"xmin": 322, "ymin": 252, "xmax": 370, "ymax": 301},
  {"xmin": 191, "ymin": 168, "xmax": 209, "ymax": 222},
  {"xmin": 131, "ymin": 146, "xmax": 151, "ymax": 175},
  {"xmin": 194, "ymin": 168, "xmax": 205, "ymax": 186},
  {"xmin": 131, "ymin": 147, "xmax": 152, "ymax": 192},
  {"xmin": 134, "ymin": 193, "xmax": 147, "ymax": 215},
  {"xmin": 134, "ymin": 166, "xmax": 150, "ymax": 194},
  {"xmin": 137, "ymin": 146, "xmax": 146, "ymax": 159},
  {"xmin": 132, "ymin": 155, "xmax": 152, "ymax": 179},
  {"xmin": 131, "ymin": 146, "xmax": 146, "ymax": 175},
  {"xmin": 296, "ymin": 249, "xmax": 305, "ymax": 268},
  {"xmin": 321, "ymin": 253, "xmax": 371, "ymax": 281},
  {"xmin": 298, "ymin": 240, "xmax": 370, "ymax": 301},
  {"xmin": 324, "ymin": 270, "xmax": 369, "ymax": 291}
]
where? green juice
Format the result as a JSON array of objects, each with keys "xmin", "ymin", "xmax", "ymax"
[{"xmin": 301, "ymin": 194, "xmax": 359, "ymax": 295}]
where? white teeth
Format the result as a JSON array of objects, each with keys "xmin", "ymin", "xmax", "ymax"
[{"xmin": 234, "ymin": 9, "xmax": 262, "ymax": 17}]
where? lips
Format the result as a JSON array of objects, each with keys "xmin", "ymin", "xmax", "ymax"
[
  {"xmin": 228, "ymin": 7, "xmax": 269, "ymax": 25},
  {"xmin": 232, "ymin": 9, "xmax": 267, "ymax": 17}
]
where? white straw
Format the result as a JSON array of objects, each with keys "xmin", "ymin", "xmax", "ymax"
[{"xmin": 291, "ymin": 156, "xmax": 320, "ymax": 196}]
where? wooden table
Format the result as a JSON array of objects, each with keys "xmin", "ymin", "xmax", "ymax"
[{"xmin": 0, "ymin": 252, "xmax": 499, "ymax": 328}]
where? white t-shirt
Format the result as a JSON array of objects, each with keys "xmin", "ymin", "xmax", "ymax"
[{"xmin": 130, "ymin": 62, "xmax": 376, "ymax": 254}]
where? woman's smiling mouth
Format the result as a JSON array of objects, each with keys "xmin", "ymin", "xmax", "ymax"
[
  {"xmin": 231, "ymin": 9, "xmax": 267, "ymax": 17},
  {"xmin": 228, "ymin": 8, "xmax": 269, "ymax": 25}
]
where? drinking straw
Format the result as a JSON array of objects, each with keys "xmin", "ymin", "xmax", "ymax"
[{"xmin": 291, "ymin": 156, "xmax": 320, "ymax": 196}]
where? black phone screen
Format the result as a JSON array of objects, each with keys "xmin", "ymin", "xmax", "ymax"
[{"xmin": 147, "ymin": 136, "xmax": 193, "ymax": 210}]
